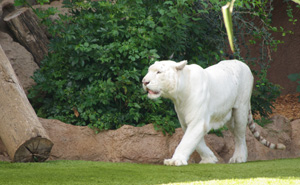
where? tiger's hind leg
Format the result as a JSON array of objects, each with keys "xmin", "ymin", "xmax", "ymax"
[{"xmin": 227, "ymin": 107, "xmax": 248, "ymax": 163}]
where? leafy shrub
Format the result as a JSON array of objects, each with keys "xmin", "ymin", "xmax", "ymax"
[
  {"xmin": 30, "ymin": 0, "xmax": 222, "ymax": 133},
  {"xmin": 28, "ymin": 0, "xmax": 293, "ymax": 133},
  {"xmin": 251, "ymin": 69, "xmax": 281, "ymax": 117}
]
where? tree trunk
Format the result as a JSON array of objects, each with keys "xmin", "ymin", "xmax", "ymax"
[
  {"xmin": 0, "ymin": 45, "xmax": 53, "ymax": 162},
  {"xmin": 4, "ymin": 7, "xmax": 49, "ymax": 66}
]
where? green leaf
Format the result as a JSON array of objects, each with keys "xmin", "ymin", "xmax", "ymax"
[{"xmin": 158, "ymin": 9, "xmax": 165, "ymax": 15}]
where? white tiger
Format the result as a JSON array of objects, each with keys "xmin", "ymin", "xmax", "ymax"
[{"xmin": 142, "ymin": 60, "xmax": 285, "ymax": 166}]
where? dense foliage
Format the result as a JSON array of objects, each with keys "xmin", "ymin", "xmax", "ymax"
[{"xmin": 28, "ymin": 0, "xmax": 296, "ymax": 133}]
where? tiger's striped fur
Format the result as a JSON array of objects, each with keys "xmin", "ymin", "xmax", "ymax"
[{"xmin": 248, "ymin": 111, "xmax": 286, "ymax": 150}]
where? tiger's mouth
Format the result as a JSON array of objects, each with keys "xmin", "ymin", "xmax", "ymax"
[
  {"xmin": 145, "ymin": 87, "xmax": 161, "ymax": 99},
  {"xmin": 146, "ymin": 88, "xmax": 160, "ymax": 95}
]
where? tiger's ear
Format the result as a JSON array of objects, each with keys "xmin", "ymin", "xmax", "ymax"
[{"xmin": 176, "ymin": 60, "xmax": 187, "ymax": 70}]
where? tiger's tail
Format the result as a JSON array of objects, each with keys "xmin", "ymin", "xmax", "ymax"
[{"xmin": 247, "ymin": 111, "xmax": 286, "ymax": 150}]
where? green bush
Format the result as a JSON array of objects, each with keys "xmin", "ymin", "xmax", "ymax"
[
  {"xmin": 28, "ymin": 0, "xmax": 291, "ymax": 133},
  {"xmin": 251, "ymin": 69, "xmax": 281, "ymax": 117},
  {"xmin": 31, "ymin": 0, "xmax": 219, "ymax": 133}
]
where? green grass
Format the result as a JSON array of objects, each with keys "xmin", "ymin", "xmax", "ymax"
[{"xmin": 0, "ymin": 158, "xmax": 300, "ymax": 185}]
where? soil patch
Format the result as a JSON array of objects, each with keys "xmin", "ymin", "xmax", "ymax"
[{"xmin": 269, "ymin": 93, "xmax": 300, "ymax": 121}]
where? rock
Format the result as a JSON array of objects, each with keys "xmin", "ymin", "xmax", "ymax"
[
  {"xmin": 290, "ymin": 119, "xmax": 300, "ymax": 156},
  {"xmin": 0, "ymin": 115, "xmax": 298, "ymax": 164},
  {"xmin": 0, "ymin": 139, "xmax": 10, "ymax": 162},
  {"xmin": 41, "ymin": 119, "xmax": 172, "ymax": 164},
  {"xmin": 42, "ymin": 119, "xmax": 225, "ymax": 164},
  {"xmin": 0, "ymin": 32, "xmax": 39, "ymax": 94}
]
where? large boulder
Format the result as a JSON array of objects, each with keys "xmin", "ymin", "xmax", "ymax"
[
  {"xmin": 0, "ymin": 32, "xmax": 39, "ymax": 94},
  {"xmin": 41, "ymin": 119, "xmax": 189, "ymax": 164}
]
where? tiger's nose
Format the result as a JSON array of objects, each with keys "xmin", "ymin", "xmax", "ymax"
[{"xmin": 142, "ymin": 79, "xmax": 150, "ymax": 86}]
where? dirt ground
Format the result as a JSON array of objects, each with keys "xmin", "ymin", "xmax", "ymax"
[{"xmin": 267, "ymin": 93, "xmax": 300, "ymax": 121}]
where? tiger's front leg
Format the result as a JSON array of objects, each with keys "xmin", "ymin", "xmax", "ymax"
[{"xmin": 164, "ymin": 122, "xmax": 206, "ymax": 166}]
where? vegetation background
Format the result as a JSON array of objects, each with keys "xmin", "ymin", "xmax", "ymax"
[{"xmin": 17, "ymin": 0, "xmax": 299, "ymax": 134}]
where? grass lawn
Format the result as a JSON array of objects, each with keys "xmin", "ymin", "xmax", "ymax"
[{"xmin": 0, "ymin": 158, "xmax": 299, "ymax": 185}]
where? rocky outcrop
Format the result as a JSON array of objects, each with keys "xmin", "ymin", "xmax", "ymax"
[
  {"xmin": 1, "ymin": 115, "xmax": 298, "ymax": 164},
  {"xmin": 0, "ymin": 32, "xmax": 39, "ymax": 94}
]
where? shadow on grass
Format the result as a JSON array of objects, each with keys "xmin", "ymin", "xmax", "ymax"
[{"xmin": 0, "ymin": 158, "xmax": 299, "ymax": 184}]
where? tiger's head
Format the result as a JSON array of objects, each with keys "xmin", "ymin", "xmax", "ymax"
[{"xmin": 142, "ymin": 60, "xmax": 187, "ymax": 99}]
